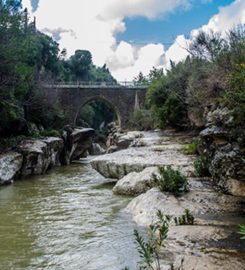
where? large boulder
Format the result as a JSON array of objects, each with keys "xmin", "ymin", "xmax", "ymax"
[
  {"xmin": 199, "ymin": 125, "xmax": 245, "ymax": 196},
  {"xmin": 126, "ymin": 180, "xmax": 244, "ymax": 226},
  {"xmin": 91, "ymin": 143, "xmax": 106, "ymax": 155},
  {"xmin": 209, "ymin": 144, "xmax": 245, "ymax": 196},
  {"xmin": 112, "ymin": 167, "xmax": 158, "ymax": 196},
  {"xmin": 0, "ymin": 152, "xmax": 23, "ymax": 184},
  {"xmin": 17, "ymin": 137, "xmax": 64, "ymax": 177},
  {"xmin": 41, "ymin": 137, "xmax": 64, "ymax": 166},
  {"xmin": 61, "ymin": 127, "xmax": 94, "ymax": 165},
  {"xmin": 17, "ymin": 139, "xmax": 49, "ymax": 176}
]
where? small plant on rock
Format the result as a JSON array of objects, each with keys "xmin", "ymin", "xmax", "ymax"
[
  {"xmin": 182, "ymin": 140, "xmax": 198, "ymax": 155},
  {"xmin": 194, "ymin": 157, "xmax": 210, "ymax": 177},
  {"xmin": 238, "ymin": 225, "xmax": 245, "ymax": 240},
  {"xmin": 134, "ymin": 210, "xmax": 171, "ymax": 270},
  {"xmin": 174, "ymin": 209, "xmax": 195, "ymax": 225},
  {"xmin": 151, "ymin": 166, "xmax": 188, "ymax": 196}
]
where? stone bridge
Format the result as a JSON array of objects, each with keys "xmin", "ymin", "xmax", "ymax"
[{"xmin": 43, "ymin": 82, "xmax": 148, "ymax": 129}]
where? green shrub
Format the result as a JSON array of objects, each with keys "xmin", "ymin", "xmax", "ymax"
[
  {"xmin": 182, "ymin": 140, "xmax": 198, "ymax": 155},
  {"xmin": 238, "ymin": 225, "xmax": 245, "ymax": 240},
  {"xmin": 151, "ymin": 166, "xmax": 188, "ymax": 196},
  {"xmin": 41, "ymin": 129, "xmax": 61, "ymax": 137},
  {"xmin": 134, "ymin": 210, "xmax": 171, "ymax": 270},
  {"xmin": 194, "ymin": 157, "xmax": 210, "ymax": 177},
  {"xmin": 129, "ymin": 108, "xmax": 155, "ymax": 130},
  {"xmin": 174, "ymin": 209, "xmax": 195, "ymax": 225}
]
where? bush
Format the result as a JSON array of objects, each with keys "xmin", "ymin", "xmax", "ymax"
[
  {"xmin": 151, "ymin": 166, "xmax": 188, "ymax": 196},
  {"xmin": 41, "ymin": 129, "xmax": 61, "ymax": 137},
  {"xmin": 129, "ymin": 108, "xmax": 155, "ymax": 130},
  {"xmin": 182, "ymin": 140, "xmax": 198, "ymax": 155},
  {"xmin": 194, "ymin": 157, "xmax": 210, "ymax": 177},
  {"xmin": 133, "ymin": 210, "xmax": 171, "ymax": 270},
  {"xmin": 174, "ymin": 209, "xmax": 195, "ymax": 225}
]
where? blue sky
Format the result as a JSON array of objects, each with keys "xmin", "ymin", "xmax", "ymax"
[
  {"xmin": 25, "ymin": 0, "xmax": 245, "ymax": 80},
  {"xmin": 117, "ymin": 0, "xmax": 234, "ymax": 48}
]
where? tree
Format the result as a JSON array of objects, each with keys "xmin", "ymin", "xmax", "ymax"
[{"xmin": 69, "ymin": 49, "xmax": 92, "ymax": 82}]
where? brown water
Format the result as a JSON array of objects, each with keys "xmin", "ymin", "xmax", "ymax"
[{"xmin": 0, "ymin": 159, "xmax": 139, "ymax": 270}]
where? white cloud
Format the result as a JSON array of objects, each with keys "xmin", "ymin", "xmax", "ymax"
[
  {"xmin": 199, "ymin": 0, "xmax": 245, "ymax": 33},
  {"xmin": 163, "ymin": 0, "xmax": 245, "ymax": 69},
  {"xmin": 21, "ymin": 0, "xmax": 245, "ymax": 81}
]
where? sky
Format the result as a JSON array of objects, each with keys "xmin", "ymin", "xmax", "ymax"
[{"xmin": 22, "ymin": 0, "xmax": 245, "ymax": 81}]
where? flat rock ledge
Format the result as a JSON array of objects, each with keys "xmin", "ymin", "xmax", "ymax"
[
  {"xmin": 93, "ymin": 130, "xmax": 245, "ymax": 269},
  {"xmin": 126, "ymin": 177, "xmax": 245, "ymax": 269},
  {"xmin": 91, "ymin": 133, "xmax": 195, "ymax": 179}
]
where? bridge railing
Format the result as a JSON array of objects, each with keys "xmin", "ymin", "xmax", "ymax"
[{"xmin": 41, "ymin": 81, "xmax": 149, "ymax": 89}]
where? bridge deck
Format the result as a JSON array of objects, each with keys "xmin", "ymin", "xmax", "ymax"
[{"xmin": 42, "ymin": 81, "xmax": 148, "ymax": 89}]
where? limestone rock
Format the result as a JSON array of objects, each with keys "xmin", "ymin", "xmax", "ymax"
[
  {"xmin": 126, "ymin": 182, "xmax": 244, "ymax": 226},
  {"xmin": 0, "ymin": 152, "xmax": 23, "ymax": 184},
  {"xmin": 112, "ymin": 167, "xmax": 158, "ymax": 196},
  {"xmin": 166, "ymin": 226, "xmax": 245, "ymax": 270},
  {"xmin": 210, "ymin": 144, "xmax": 245, "ymax": 196},
  {"xmin": 41, "ymin": 137, "xmax": 64, "ymax": 166},
  {"xmin": 91, "ymin": 143, "xmax": 106, "ymax": 155},
  {"xmin": 17, "ymin": 137, "xmax": 64, "ymax": 177},
  {"xmin": 17, "ymin": 139, "xmax": 49, "ymax": 176},
  {"xmin": 206, "ymin": 107, "xmax": 233, "ymax": 128},
  {"xmin": 199, "ymin": 125, "xmax": 245, "ymax": 196},
  {"xmin": 91, "ymin": 142, "xmax": 195, "ymax": 179},
  {"xmin": 61, "ymin": 127, "xmax": 94, "ymax": 165}
]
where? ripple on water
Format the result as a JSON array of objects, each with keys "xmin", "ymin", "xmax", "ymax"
[{"xmin": 0, "ymin": 162, "xmax": 140, "ymax": 270}]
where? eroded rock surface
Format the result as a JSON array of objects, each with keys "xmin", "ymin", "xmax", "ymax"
[
  {"xmin": 0, "ymin": 152, "xmax": 23, "ymax": 184},
  {"xmin": 91, "ymin": 131, "xmax": 195, "ymax": 179},
  {"xmin": 61, "ymin": 127, "xmax": 94, "ymax": 165},
  {"xmin": 17, "ymin": 137, "xmax": 64, "ymax": 176},
  {"xmin": 92, "ymin": 129, "xmax": 245, "ymax": 269},
  {"xmin": 200, "ymin": 108, "xmax": 245, "ymax": 196},
  {"xmin": 112, "ymin": 166, "xmax": 158, "ymax": 196}
]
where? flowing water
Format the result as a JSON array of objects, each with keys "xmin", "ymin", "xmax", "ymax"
[{"xmin": 0, "ymin": 159, "xmax": 140, "ymax": 270}]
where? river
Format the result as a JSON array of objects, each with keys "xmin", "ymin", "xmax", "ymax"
[{"xmin": 0, "ymin": 158, "xmax": 140, "ymax": 270}]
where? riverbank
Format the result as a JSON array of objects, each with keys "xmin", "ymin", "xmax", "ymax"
[
  {"xmin": 0, "ymin": 127, "xmax": 94, "ymax": 185},
  {"xmin": 91, "ymin": 130, "xmax": 245, "ymax": 269}
]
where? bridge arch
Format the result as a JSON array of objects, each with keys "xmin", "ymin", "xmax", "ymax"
[
  {"xmin": 74, "ymin": 95, "xmax": 121, "ymax": 127},
  {"xmin": 42, "ymin": 84, "xmax": 147, "ymax": 129}
]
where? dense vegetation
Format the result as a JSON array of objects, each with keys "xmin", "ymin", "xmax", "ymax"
[
  {"xmin": 0, "ymin": 0, "xmax": 116, "ymax": 141},
  {"xmin": 137, "ymin": 26, "xmax": 245, "ymax": 135}
]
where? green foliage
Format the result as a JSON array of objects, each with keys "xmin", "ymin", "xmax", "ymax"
[
  {"xmin": 69, "ymin": 49, "xmax": 92, "ymax": 81},
  {"xmin": 134, "ymin": 210, "xmax": 170, "ymax": 270},
  {"xmin": 238, "ymin": 225, "xmax": 245, "ymax": 240},
  {"xmin": 130, "ymin": 108, "xmax": 155, "ymax": 131},
  {"xmin": 194, "ymin": 157, "xmax": 210, "ymax": 177},
  {"xmin": 40, "ymin": 129, "xmax": 61, "ymax": 138},
  {"xmin": 146, "ymin": 60, "xmax": 191, "ymax": 128},
  {"xmin": 174, "ymin": 209, "xmax": 195, "ymax": 226},
  {"xmin": 182, "ymin": 140, "xmax": 198, "ymax": 155},
  {"xmin": 151, "ymin": 166, "xmax": 188, "ymax": 196},
  {"xmin": 0, "ymin": 3, "xmax": 117, "ymax": 139},
  {"xmin": 133, "ymin": 71, "xmax": 149, "ymax": 86},
  {"xmin": 89, "ymin": 64, "xmax": 116, "ymax": 83},
  {"xmin": 145, "ymin": 26, "xmax": 245, "ymax": 131}
]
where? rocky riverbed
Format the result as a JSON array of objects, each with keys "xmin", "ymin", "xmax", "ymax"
[{"xmin": 91, "ymin": 130, "xmax": 245, "ymax": 269}]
